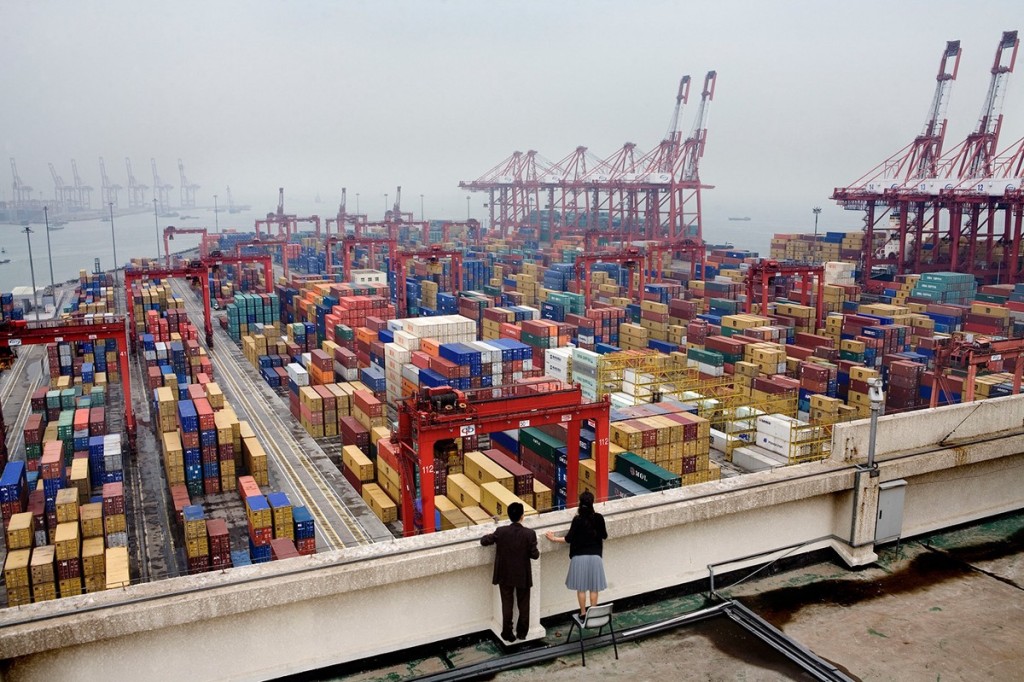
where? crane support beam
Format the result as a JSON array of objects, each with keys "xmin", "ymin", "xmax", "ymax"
[
  {"xmin": 396, "ymin": 383, "xmax": 610, "ymax": 534},
  {"xmin": 124, "ymin": 264, "xmax": 213, "ymax": 349},
  {"xmin": 0, "ymin": 317, "xmax": 136, "ymax": 452},
  {"xmin": 394, "ymin": 247, "xmax": 464, "ymax": 318}
]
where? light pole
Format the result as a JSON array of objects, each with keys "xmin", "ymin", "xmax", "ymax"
[
  {"xmin": 384, "ymin": 193, "xmax": 389, "ymax": 218},
  {"xmin": 110, "ymin": 203, "xmax": 119, "ymax": 278},
  {"xmin": 866, "ymin": 377, "xmax": 885, "ymax": 470},
  {"xmin": 420, "ymin": 194, "xmax": 424, "ymax": 222},
  {"xmin": 23, "ymin": 225, "xmax": 38, "ymax": 315},
  {"xmin": 153, "ymin": 199, "xmax": 161, "ymax": 261},
  {"xmin": 43, "ymin": 205, "xmax": 55, "ymax": 294},
  {"xmin": 213, "ymin": 194, "xmax": 220, "ymax": 233},
  {"xmin": 812, "ymin": 206, "xmax": 822, "ymax": 263}
]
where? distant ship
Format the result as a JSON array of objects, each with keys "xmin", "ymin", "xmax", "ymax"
[
  {"xmin": 179, "ymin": 215, "xmax": 199, "ymax": 220},
  {"xmin": 728, "ymin": 217, "xmax": 751, "ymax": 221},
  {"xmin": 0, "ymin": 259, "xmax": 9, "ymax": 265},
  {"xmin": 48, "ymin": 224, "xmax": 65, "ymax": 231}
]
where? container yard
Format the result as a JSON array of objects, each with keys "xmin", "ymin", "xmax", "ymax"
[
  {"xmin": 3, "ymin": 40, "xmax": 1024, "ymax": 596},
  {"xmin": 2, "ymin": 10, "xmax": 1024, "ymax": 682}
]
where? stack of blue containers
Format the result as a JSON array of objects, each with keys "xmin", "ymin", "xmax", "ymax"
[
  {"xmin": 170, "ymin": 341, "xmax": 187, "ymax": 385},
  {"xmin": 179, "ymin": 400, "xmax": 203, "ymax": 497},
  {"xmin": 542, "ymin": 263, "xmax": 574, "ymax": 292},
  {"xmin": 88, "ymin": 435, "xmax": 106, "ymax": 483},
  {"xmin": 360, "ymin": 365, "xmax": 387, "ymax": 393}
]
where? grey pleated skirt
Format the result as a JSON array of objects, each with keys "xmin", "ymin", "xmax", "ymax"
[{"xmin": 565, "ymin": 554, "xmax": 607, "ymax": 592}]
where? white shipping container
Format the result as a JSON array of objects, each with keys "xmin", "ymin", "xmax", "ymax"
[{"xmin": 286, "ymin": 363, "xmax": 310, "ymax": 386}]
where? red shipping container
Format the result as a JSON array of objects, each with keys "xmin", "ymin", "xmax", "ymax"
[
  {"xmin": 271, "ymin": 537, "xmax": 300, "ymax": 560},
  {"xmin": 102, "ymin": 482, "xmax": 125, "ymax": 515},
  {"xmin": 194, "ymin": 398, "xmax": 215, "ymax": 432}
]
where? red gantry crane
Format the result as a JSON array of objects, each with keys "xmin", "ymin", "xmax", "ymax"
[
  {"xmin": 0, "ymin": 316, "xmax": 137, "ymax": 458},
  {"xmin": 394, "ymin": 380, "xmax": 610, "ymax": 535},
  {"xmin": 325, "ymin": 233, "xmax": 398, "ymax": 282},
  {"xmin": 929, "ymin": 333, "xmax": 1024, "ymax": 407},
  {"xmin": 125, "ymin": 262, "xmax": 214, "ymax": 349},
  {"xmin": 234, "ymin": 237, "xmax": 292, "ymax": 279},
  {"xmin": 394, "ymin": 246, "xmax": 464, "ymax": 318},
  {"xmin": 744, "ymin": 260, "xmax": 825, "ymax": 327},
  {"xmin": 575, "ymin": 247, "xmax": 646, "ymax": 309},
  {"xmin": 645, "ymin": 238, "xmax": 706, "ymax": 283},
  {"xmin": 163, "ymin": 225, "xmax": 210, "ymax": 266}
]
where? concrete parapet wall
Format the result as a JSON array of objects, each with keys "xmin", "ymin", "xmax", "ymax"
[{"xmin": 2, "ymin": 397, "xmax": 1024, "ymax": 681}]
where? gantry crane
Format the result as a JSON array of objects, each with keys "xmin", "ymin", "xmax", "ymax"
[
  {"xmin": 202, "ymin": 253, "xmax": 274, "ymax": 300},
  {"xmin": 125, "ymin": 262, "xmax": 214, "ymax": 349},
  {"xmin": 394, "ymin": 381, "xmax": 610, "ymax": 534},
  {"xmin": 126, "ymin": 158, "xmax": 148, "ymax": 209},
  {"xmin": 71, "ymin": 159, "xmax": 92, "ymax": 210},
  {"xmin": 0, "ymin": 316, "xmax": 137, "ymax": 460},
  {"xmin": 744, "ymin": 260, "xmax": 824, "ymax": 327},
  {"xmin": 151, "ymin": 159, "xmax": 174, "ymax": 214},
  {"xmin": 49, "ymin": 163, "xmax": 72, "ymax": 210},
  {"xmin": 575, "ymin": 247, "xmax": 646, "ymax": 309},
  {"xmin": 645, "ymin": 238, "xmax": 706, "ymax": 283},
  {"xmin": 394, "ymin": 246, "xmax": 464, "ymax": 318},
  {"xmin": 234, "ymin": 237, "xmax": 292, "ymax": 279},
  {"xmin": 929, "ymin": 333, "xmax": 1024, "ymax": 407},
  {"xmin": 9, "ymin": 158, "xmax": 33, "ymax": 208},
  {"xmin": 163, "ymin": 225, "xmax": 210, "ymax": 265},
  {"xmin": 178, "ymin": 159, "xmax": 200, "ymax": 209},
  {"xmin": 325, "ymin": 233, "xmax": 398, "ymax": 282},
  {"xmin": 256, "ymin": 187, "xmax": 294, "ymax": 239},
  {"xmin": 386, "ymin": 186, "xmax": 415, "ymax": 224},
  {"xmin": 99, "ymin": 157, "xmax": 122, "ymax": 208}
]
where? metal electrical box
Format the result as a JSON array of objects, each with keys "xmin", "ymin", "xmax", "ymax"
[{"xmin": 875, "ymin": 479, "xmax": 907, "ymax": 544}]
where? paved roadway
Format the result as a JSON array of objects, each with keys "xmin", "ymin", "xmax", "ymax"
[{"xmin": 170, "ymin": 279, "xmax": 393, "ymax": 551}]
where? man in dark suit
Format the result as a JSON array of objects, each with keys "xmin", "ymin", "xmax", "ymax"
[{"xmin": 480, "ymin": 502, "xmax": 539, "ymax": 642}]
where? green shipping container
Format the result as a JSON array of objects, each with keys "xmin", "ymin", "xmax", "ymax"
[{"xmin": 614, "ymin": 452, "xmax": 681, "ymax": 491}]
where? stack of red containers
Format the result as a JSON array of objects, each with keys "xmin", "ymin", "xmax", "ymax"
[
  {"xmin": 207, "ymin": 518, "xmax": 231, "ymax": 570},
  {"xmin": 886, "ymin": 360, "xmax": 924, "ymax": 410}
]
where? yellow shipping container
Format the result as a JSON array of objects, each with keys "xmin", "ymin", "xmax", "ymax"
[{"xmin": 479, "ymin": 481, "xmax": 536, "ymax": 520}]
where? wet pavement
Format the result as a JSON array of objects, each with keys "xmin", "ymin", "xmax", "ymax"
[{"xmin": 312, "ymin": 511, "xmax": 1024, "ymax": 682}]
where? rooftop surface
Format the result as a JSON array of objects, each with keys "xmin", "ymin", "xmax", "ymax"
[{"xmin": 313, "ymin": 510, "xmax": 1024, "ymax": 682}]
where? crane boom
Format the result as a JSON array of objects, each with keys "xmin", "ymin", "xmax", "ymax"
[
  {"xmin": 681, "ymin": 70, "xmax": 717, "ymax": 182},
  {"xmin": 946, "ymin": 30, "xmax": 1019, "ymax": 180}
]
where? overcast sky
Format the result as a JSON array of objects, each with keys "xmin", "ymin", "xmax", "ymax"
[{"xmin": 1, "ymin": 1, "xmax": 1020, "ymax": 231}]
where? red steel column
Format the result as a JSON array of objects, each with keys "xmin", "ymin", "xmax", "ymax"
[
  {"xmin": 419, "ymin": 434, "xmax": 437, "ymax": 534},
  {"xmin": 117, "ymin": 333, "xmax": 135, "ymax": 451},
  {"xmin": 593, "ymin": 405, "xmax": 610, "ymax": 502},
  {"xmin": 566, "ymin": 418, "xmax": 581, "ymax": 507}
]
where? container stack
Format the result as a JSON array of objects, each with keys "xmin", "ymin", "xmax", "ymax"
[
  {"xmin": 269, "ymin": 491, "xmax": 294, "ymax": 541},
  {"xmin": 292, "ymin": 506, "xmax": 316, "ymax": 555},
  {"xmin": 4, "ymin": 549, "xmax": 32, "ymax": 606},
  {"xmin": 54, "ymin": 521, "xmax": 82, "ymax": 597},
  {"xmin": 31, "ymin": 545, "xmax": 57, "ymax": 602},
  {"xmin": 105, "ymin": 546, "xmax": 130, "ymax": 590},
  {"xmin": 207, "ymin": 518, "xmax": 231, "ymax": 570},
  {"xmin": 0, "ymin": 461, "xmax": 27, "ymax": 527},
  {"xmin": 224, "ymin": 292, "xmax": 280, "ymax": 342},
  {"xmin": 182, "ymin": 504, "xmax": 210, "ymax": 574},
  {"xmin": 102, "ymin": 481, "xmax": 127, "ymax": 548},
  {"xmin": 910, "ymin": 272, "xmax": 977, "ymax": 304}
]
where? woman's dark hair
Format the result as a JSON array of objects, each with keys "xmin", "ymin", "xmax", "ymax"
[{"xmin": 577, "ymin": 491, "xmax": 595, "ymax": 518}]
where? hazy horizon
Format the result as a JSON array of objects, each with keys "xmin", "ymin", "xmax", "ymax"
[{"xmin": 1, "ymin": 1, "xmax": 1021, "ymax": 233}]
